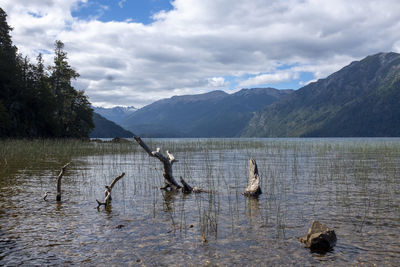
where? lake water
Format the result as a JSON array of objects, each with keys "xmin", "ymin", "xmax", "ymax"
[{"xmin": 0, "ymin": 138, "xmax": 399, "ymax": 266}]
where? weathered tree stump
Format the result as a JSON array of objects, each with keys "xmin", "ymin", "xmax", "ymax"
[
  {"xmin": 243, "ymin": 158, "xmax": 262, "ymax": 197},
  {"xmin": 56, "ymin": 162, "xmax": 70, "ymax": 201},
  {"xmin": 96, "ymin": 172, "xmax": 125, "ymax": 208},
  {"xmin": 134, "ymin": 136, "xmax": 181, "ymax": 190},
  {"xmin": 300, "ymin": 220, "xmax": 337, "ymax": 252}
]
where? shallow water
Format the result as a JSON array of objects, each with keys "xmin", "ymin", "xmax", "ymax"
[{"xmin": 0, "ymin": 138, "xmax": 399, "ymax": 266}]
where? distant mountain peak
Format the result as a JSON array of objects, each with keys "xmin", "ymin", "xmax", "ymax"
[
  {"xmin": 235, "ymin": 87, "xmax": 293, "ymax": 97},
  {"xmin": 94, "ymin": 105, "xmax": 137, "ymax": 112},
  {"xmin": 92, "ymin": 105, "xmax": 137, "ymax": 125},
  {"xmin": 122, "ymin": 87, "xmax": 293, "ymax": 137},
  {"xmin": 114, "ymin": 106, "xmax": 137, "ymax": 113},
  {"xmin": 345, "ymin": 52, "xmax": 400, "ymax": 69},
  {"xmin": 169, "ymin": 90, "xmax": 229, "ymax": 102}
]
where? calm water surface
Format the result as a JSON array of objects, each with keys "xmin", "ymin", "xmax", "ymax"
[{"xmin": 0, "ymin": 138, "xmax": 399, "ymax": 266}]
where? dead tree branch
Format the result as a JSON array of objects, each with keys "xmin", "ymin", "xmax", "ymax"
[
  {"xmin": 180, "ymin": 176, "xmax": 193, "ymax": 193},
  {"xmin": 56, "ymin": 162, "xmax": 70, "ymax": 201},
  {"xmin": 180, "ymin": 177, "xmax": 209, "ymax": 193},
  {"xmin": 96, "ymin": 191, "xmax": 111, "ymax": 208},
  {"xmin": 96, "ymin": 172, "xmax": 125, "ymax": 208},
  {"xmin": 134, "ymin": 136, "xmax": 181, "ymax": 190},
  {"xmin": 107, "ymin": 172, "xmax": 126, "ymax": 200}
]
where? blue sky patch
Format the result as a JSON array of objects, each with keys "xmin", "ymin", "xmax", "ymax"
[{"xmin": 72, "ymin": 0, "xmax": 173, "ymax": 24}]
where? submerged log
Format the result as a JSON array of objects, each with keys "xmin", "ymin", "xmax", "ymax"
[
  {"xmin": 243, "ymin": 158, "xmax": 262, "ymax": 197},
  {"xmin": 300, "ymin": 220, "xmax": 337, "ymax": 252},
  {"xmin": 134, "ymin": 136, "xmax": 181, "ymax": 190},
  {"xmin": 96, "ymin": 172, "xmax": 125, "ymax": 208},
  {"xmin": 180, "ymin": 176, "xmax": 193, "ymax": 193},
  {"xmin": 180, "ymin": 177, "xmax": 208, "ymax": 194},
  {"xmin": 56, "ymin": 162, "xmax": 70, "ymax": 201}
]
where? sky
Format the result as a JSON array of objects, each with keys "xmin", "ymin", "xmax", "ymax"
[{"xmin": 2, "ymin": 0, "xmax": 400, "ymax": 108}]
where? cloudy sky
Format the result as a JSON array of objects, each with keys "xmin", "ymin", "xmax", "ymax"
[{"xmin": 2, "ymin": 0, "xmax": 400, "ymax": 107}]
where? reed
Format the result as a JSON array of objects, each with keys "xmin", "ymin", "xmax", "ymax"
[{"xmin": 1, "ymin": 138, "xmax": 400, "ymax": 266}]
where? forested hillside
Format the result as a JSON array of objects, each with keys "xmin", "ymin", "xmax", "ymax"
[
  {"xmin": 243, "ymin": 52, "xmax": 400, "ymax": 137},
  {"xmin": 90, "ymin": 113, "xmax": 133, "ymax": 138},
  {"xmin": 0, "ymin": 8, "xmax": 93, "ymax": 138}
]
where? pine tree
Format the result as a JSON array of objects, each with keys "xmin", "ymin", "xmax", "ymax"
[
  {"xmin": 50, "ymin": 40, "xmax": 93, "ymax": 137},
  {"xmin": 0, "ymin": 8, "xmax": 94, "ymax": 138},
  {"xmin": 0, "ymin": 7, "xmax": 18, "ymax": 136},
  {"xmin": 33, "ymin": 54, "xmax": 57, "ymax": 136}
]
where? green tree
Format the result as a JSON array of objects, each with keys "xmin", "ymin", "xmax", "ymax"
[
  {"xmin": 33, "ymin": 54, "xmax": 57, "ymax": 136},
  {"xmin": 0, "ymin": 8, "xmax": 94, "ymax": 138},
  {"xmin": 16, "ymin": 55, "xmax": 40, "ymax": 136},
  {"xmin": 67, "ymin": 90, "xmax": 94, "ymax": 137},
  {"xmin": 0, "ymin": 100, "xmax": 8, "ymax": 135},
  {"xmin": 0, "ymin": 7, "xmax": 18, "ymax": 136},
  {"xmin": 50, "ymin": 40, "xmax": 93, "ymax": 137}
]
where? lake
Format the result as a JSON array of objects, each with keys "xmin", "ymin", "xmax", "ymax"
[{"xmin": 0, "ymin": 138, "xmax": 399, "ymax": 266}]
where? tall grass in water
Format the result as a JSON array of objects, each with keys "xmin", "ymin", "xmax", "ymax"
[
  {"xmin": 0, "ymin": 139, "xmax": 140, "ymax": 193},
  {"xmin": 0, "ymin": 139, "xmax": 139, "ymax": 164},
  {"xmin": 1, "ymin": 138, "xmax": 400, "ymax": 263}
]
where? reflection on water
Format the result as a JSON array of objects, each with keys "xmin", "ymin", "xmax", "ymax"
[{"xmin": 0, "ymin": 138, "xmax": 400, "ymax": 265}]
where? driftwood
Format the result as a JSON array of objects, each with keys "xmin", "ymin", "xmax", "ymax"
[
  {"xmin": 180, "ymin": 177, "xmax": 208, "ymax": 193},
  {"xmin": 107, "ymin": 172, "xmax": 126, "ymax": 200},
  {"xmin": 56, "ymin": 162, "xmax": 70, "ymax": 201},
  {"xmin": 96, "ymin": 191, "xmax": 112, "ymax": 208},
  {"xmin": 134, "ymin": 136, "xmax": 181, "ymax": 190},
  {"xmin": 96, "ymin": 172, "xmax": 125, "ymax": 208},
  {"xmin": 180, "ymin": 176, "xmax": 193, "ymax": 193},
  {"xmin": 243, "ymin": 158, "xmax": 262, "ymax": 197},
  {"xmin": 300, "ymin": 221, "xmax": 337, "ymax": 252}
]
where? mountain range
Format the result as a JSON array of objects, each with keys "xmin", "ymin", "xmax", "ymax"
[
  {"xmin": 121, "ymin": 88, "xmax": 293, "ymax": 137},
  {"xmin": 90, "ymin": 52, "xmax": 400, "ymax": 138},
  {"xmin": 93, "ymin": 106, "xmax": 137, "ymax": 126},
  {"xmin": 243, "ymin": 52, "xmax": 400, "ymax": 137}
]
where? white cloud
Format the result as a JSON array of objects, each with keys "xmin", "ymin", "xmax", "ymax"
[
  {"xmin": 239, "ymin": 71, "xmax": 295, "ymax": 87},
  {"xmin": 207, "ymin": 77, "xmax": 227, "ymax": 87},
  {"xmin": 118, "ymin": 0, "xmax": 127, "ymax": 8},
  {"xmin": 2, "ymin": 0, "xmax": 400, "ymax": 107},
  {"xmin": 393, "ymin": 41, "xmax": 400, "ymax": 53},
  {"xmin": 299, "ymin": 79, "xmax": 317, "ymax": 86}
]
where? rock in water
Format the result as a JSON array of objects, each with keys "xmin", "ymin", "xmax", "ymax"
[{"xmin": 300, "ymin": 221, "xmax": 337, "ymax": 252}]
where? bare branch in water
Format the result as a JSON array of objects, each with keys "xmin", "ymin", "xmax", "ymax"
[{"xmin": 56, "ymin": 162, "xmax": 70, "ymax": 201}]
